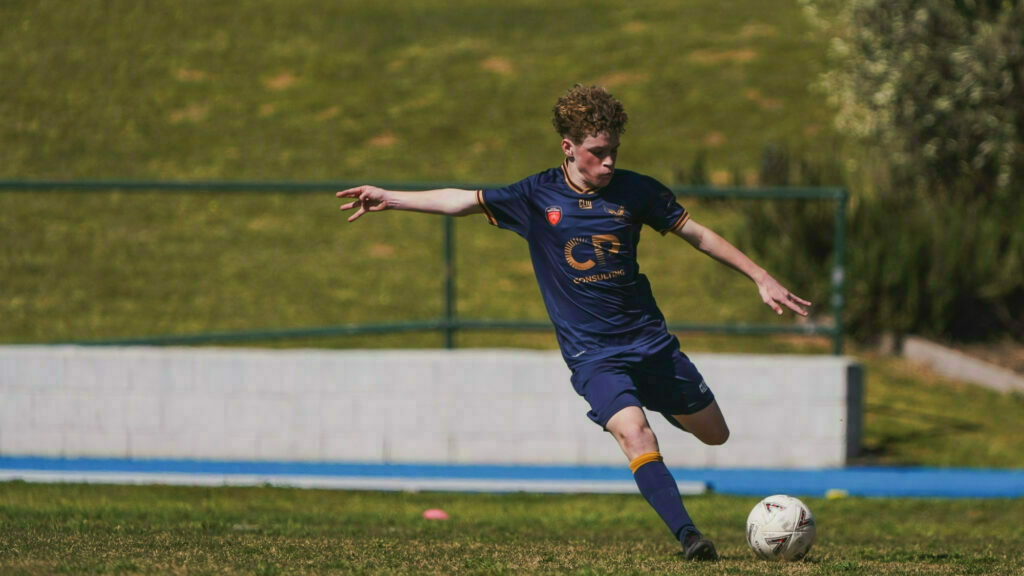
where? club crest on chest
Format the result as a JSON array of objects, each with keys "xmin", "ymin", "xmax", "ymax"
[{"xmin": 546, "ymin": 206, "xmax": 562, "ymax": 226}]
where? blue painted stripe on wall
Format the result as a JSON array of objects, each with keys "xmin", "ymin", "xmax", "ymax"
[
  {"xmin": 687, "ymin": 467, "xmax": 1024, "ymax": 498},
  {"xmin": 0, "ymin": 457, "xmax": 634, "ymax": 480},
  {"xmin": 1, "ymin": 457, "xmax": 1022, "ymax": 498}
]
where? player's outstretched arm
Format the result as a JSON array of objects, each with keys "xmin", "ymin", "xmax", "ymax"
[
  {"xmin": 674, "ymin": 219, "xmax": 812, "ymax": 316},
  {"xmin": 337, "ymin": 185, "xmax": 482, "ymax": 222}
]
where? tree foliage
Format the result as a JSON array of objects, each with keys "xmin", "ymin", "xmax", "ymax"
[
  {"xmin": 811, "ymin": 0, "xmax": 1023, "ymax": 201},
  {"xmin": 742, "ymin": 0, "xmax": 1024, "ymax": 341}
]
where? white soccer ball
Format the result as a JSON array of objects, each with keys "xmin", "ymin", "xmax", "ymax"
[{"xmin": 745, "ymin": 494, "xmax": 816, "ymax": 561}]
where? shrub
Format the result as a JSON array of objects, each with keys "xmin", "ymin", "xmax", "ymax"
[{"xmin": 739, "ymin": 0, "xmax": 1024, "ymax": 342}]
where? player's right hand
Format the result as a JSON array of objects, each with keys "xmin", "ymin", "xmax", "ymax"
[{"xmin": 337, "ymin": 185, "xmax": 390, "ymax": 222}]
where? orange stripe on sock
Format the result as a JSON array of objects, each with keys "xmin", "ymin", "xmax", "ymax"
[{"xmin": 629, "ymin": 451, "xmax": 663, "ymax": 474}]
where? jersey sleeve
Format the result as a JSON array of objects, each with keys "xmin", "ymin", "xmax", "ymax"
[
  {"xmin": 477, "ymin": 176, "xmax": 534, "ymax": 238},
  {"xmin": 641, "ymin": 176, "xmax": 690, "ymax": 235}
]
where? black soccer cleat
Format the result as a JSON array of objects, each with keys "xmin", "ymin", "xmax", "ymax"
[{"xmin": 682, "ymin": 530, "xmax": 719, "ymax": 561}]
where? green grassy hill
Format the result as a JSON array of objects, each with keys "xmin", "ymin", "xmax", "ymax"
[
  {"xmin": 1, "ymin": 0, "xmax": 835, "ymax": 182},
  {"xmin": 1, "ymin": 0, "xmax": 837, "ymax": 347}
]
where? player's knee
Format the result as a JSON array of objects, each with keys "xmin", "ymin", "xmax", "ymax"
[{"xmin": 612, "ymin": 423, "xmax": 656, "ymax": 452}]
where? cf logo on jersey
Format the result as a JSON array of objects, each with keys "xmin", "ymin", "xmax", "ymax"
[{"xmin": 564, "ymin": 234, "xmax": 621, "ymax": 271}]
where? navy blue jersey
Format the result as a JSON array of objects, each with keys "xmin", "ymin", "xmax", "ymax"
[{"xmin": 478, "ymin": 161, "xmax": 690, "ymax": 368}]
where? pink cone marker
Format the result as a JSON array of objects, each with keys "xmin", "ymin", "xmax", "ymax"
[{"xmin": 422, "ymin": 508, "xmax": 449, "ymax": 520}]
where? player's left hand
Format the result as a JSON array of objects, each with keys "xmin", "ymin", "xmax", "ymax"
[{"xmin": 756, "ymin": 274, "xmax": 812, "ymax": 316}]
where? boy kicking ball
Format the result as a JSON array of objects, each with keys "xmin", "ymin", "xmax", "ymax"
[{"xmin": 338, "ymin": 84, "xmax": 811, "ymax": 560}]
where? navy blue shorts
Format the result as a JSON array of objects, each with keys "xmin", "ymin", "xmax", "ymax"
[{"xmin": 569, "ymin": 344, "xmax": 715, "ymax": 429}]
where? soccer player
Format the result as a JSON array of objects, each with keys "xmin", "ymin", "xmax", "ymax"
[{"xmin": 337, "ymin": 85, "xmax": 811, "ymax": 561}]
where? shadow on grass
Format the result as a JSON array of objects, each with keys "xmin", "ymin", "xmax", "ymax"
[
  {"xmin": 856, "ymin": 401, "xmax": 981, "ymax": 462},
  {"xmin": 859, "ymin": 549, "xmax": 999, "ymax": 571}
]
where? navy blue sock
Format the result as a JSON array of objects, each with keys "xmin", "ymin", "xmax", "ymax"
[{"xmin": 630, "ymin": 452, "xmax": 697, "ymax": 544}]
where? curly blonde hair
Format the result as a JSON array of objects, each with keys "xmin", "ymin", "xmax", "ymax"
[{"xmin": 552, "ymin": 84, "xmax": 628, "ymax": 143}]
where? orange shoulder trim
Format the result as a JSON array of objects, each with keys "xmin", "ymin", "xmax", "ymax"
[
  {"xmin": 477, "ymin": 189, "xmax": 498, "ymax": 226},
  {"xmin": 662, "ymin": 210, "xmax": 691, "ymax": 236}
]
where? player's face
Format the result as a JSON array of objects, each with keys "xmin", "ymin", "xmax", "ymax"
[{"xmin": 564, "ymin": 132, "xmax": 619, "ymax": 189}]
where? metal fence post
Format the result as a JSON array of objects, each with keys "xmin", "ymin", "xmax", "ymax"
[
  {"xmin": 831, "ymin": 190, "xmax": 848, "ymax": 355},
  {"xmin": 443, "ymin": 215, "xmax": 456, "ymax": 349}
]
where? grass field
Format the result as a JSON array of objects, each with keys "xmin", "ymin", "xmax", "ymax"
[{"xmin": 1, "ymin": 482, "xmax": 1022, "ymax": 575}]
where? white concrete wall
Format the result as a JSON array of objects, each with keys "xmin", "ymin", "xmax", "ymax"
[{"xmin": 0, "ymin": 346, "xmax": 862, "ymax": 468}]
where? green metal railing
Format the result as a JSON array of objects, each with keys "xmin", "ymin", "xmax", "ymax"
[{"xmin": 1, "ymin": 180, "xmax": 847, "ymax": 354}]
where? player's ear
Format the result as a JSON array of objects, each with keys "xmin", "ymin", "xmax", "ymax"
[{"xmin": 561, "ymin": 138, "xmax": 575, "ymax": 161}]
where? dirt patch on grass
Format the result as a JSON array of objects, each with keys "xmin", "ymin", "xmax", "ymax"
[
  {"xmin": 367, "ymin": 132, "xmax": 397, "ymax": 148},
  {"xmin": 263, "ymin": 72, "xmax": 296, "ymax": 91},
  {"xmin": 703, "ymin": 131, "xmax": 726, "ymax": 147},
  {"xmin": 175, "ymin": 68, "xmax": 208, "ymax": 82},
  {"xmin": 622, "ymin": 21, "xmax": 649, "ymax": 34},
  {"xmin": 744, "ymin": 88, "xmax": 783, "ymax": 110},
  {"xmin": 259, "ymin": 103, "xmax": 275, "ymax": 117},
  {"xmin": 369, "ymin": 243, "xmax": 396, "ymax": 259},
  {"xmin": 246, "ymin": 216, "xmax": 279, "ymax": 232},
  {"xmin": 688, "ymin": 49, "xmax": 758, "ymax": 65},
  {"xmin": 471, "ymin": 139, "xmax": 506, "ymax": 154},
  {"xmin": 168, "ymin": 104, "xmax": 209, "ymax": 124},
  {"xmin": 597, "ymin": 71, "xmax": 649, "ymax": 88},
  {"xmin": 316, "ymin": 106, "xmax": 340, "ymax": 121},
  {"xmin": 710, "ymin": 170, "xmax": 731, "ymax": 186},
  {"xmin": 480, "ymin": 57, "xmax": 515, "ymax": 76},
  {"xmin": 739, "ymin": 23, "xmax": 777, "ymax": 38}
]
